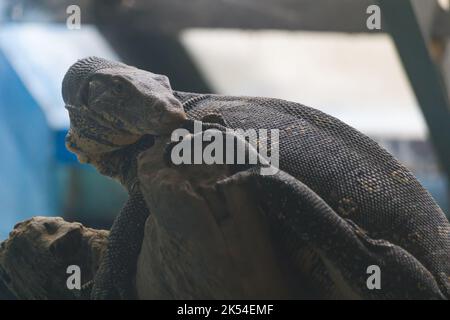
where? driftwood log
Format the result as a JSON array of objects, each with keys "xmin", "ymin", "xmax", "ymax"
[
  {"xmin": 0, "ymin": 138, "xmax": 308, "ymax": 300},
  {"xmin": 0, "ymin": 217, "xmax": 108, "ymax": 299},
  {"xmin": 0, "ymin": 141, "xmax": 308, "ymax": 300},
  {"xmin": 0, "ymin": 187, "xmax": 301, "ymax": 300},
  {"xmin": 0, "ymin": 179, "xmax": 304, "ymax": 300},
  {"xmin": 134, "ymin": 140, "xmax": 301, "ymax": 299}
]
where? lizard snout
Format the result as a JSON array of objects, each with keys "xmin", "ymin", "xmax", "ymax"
[{"xmin": 159, "ymin": 107, "xmax": 187, "ymax": 133}]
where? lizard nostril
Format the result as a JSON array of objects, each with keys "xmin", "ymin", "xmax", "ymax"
[{"xmin": 43, "ymin": 222, "xmax": 58, "ymax": 235}]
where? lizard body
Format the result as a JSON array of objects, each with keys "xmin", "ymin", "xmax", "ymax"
[{"xmin": 62, "ymin": 57, "xmax": 450, "ymax": 299}]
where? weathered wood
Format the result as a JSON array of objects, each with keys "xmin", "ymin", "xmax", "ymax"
[
  {"xmin": 0, "ymin": 138, "xmax": 329, "ymax": 300},
  {"xmin": 134, "ymin": 138, "xmax": 306, "ymax": 299},
  {"xmin": 0, "ymin": 216, "xmax": 108, "ymax": 299}
]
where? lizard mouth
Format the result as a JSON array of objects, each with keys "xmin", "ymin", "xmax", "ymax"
[{"xmin": 65, "ymin": 102, "xmax": 146, "ymax": 159}]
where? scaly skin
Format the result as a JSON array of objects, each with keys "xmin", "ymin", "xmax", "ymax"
[{"xmin": 63, "ymin": 57, "xmax": 450, "ymax": 299}]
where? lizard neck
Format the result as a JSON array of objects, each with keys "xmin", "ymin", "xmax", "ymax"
[{"xmin": 95, "ymin": 135, "xmax": 155, "ymax": 192}]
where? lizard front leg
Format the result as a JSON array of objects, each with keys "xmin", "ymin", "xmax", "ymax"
[{"xmin": 91, "ymin": 188, "xmax": 150, "ymax": 300}]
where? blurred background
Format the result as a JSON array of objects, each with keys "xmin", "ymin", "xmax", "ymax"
[{"xmin": 0, "ymin": 0, "xmax": 449, "ymax": 239}]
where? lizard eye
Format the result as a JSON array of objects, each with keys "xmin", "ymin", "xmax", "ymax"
[{"xmin": 112, "ymin": 78, "xmax": 126, "ymax": 95}]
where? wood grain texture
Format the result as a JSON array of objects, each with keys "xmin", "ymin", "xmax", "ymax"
[{"xmin": 0, "ymin": 216, "xmax": 108, "ymax": 299}]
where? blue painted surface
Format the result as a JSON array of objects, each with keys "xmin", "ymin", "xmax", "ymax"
[
  {"xmin": 0, "ymin": 50, "xmax": 56, "ymax": 239},
  {"xmin": 55, "ymin": 129, "xmax": 78, "ymax": 163},
  {"xmin": 0, "ymin": 24, "xmax": 123, "ymax": 239}
]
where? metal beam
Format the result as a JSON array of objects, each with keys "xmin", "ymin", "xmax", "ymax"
[
  {"xmin": 6, "ymin": 0, "xmax": 450, "ymax": 37},
  {"xmin": 378, "ymin": 0, "xmax": 450, "ymax": 181},
  {"xmin": 93, "ymin": 0, "xmax": 375, "ymax": 34}
]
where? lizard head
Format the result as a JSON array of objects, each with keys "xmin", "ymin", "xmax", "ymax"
[
  {"xmin": 62, "ymin": 56, "xmax": 186, "ymax": 164},
  {"xmin": 62, "ymin": 57, "xmax": 186, "ymax": 161}
]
